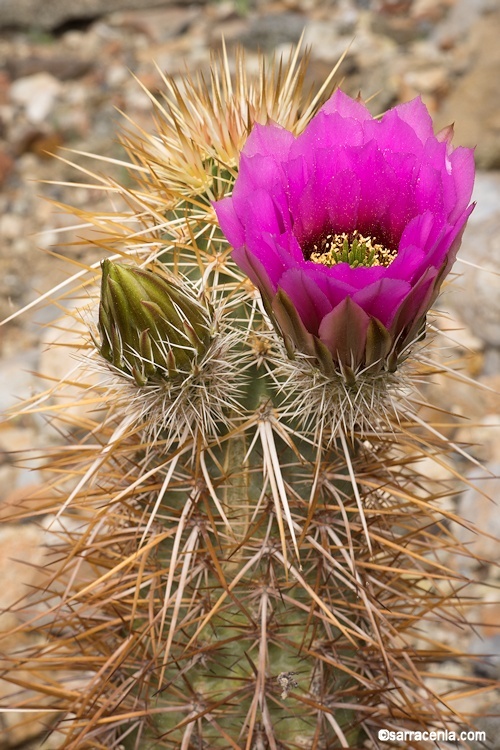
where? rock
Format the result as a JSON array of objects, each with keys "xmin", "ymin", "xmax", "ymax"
[
  {"xmin": 0, "ymin": 678, "xmax": 61, "ymax": 749},
  {"xmin": 453, "ymin": 218, "xmax": 500, "ymax": 347},
  {"xmin": 0, "ymin": 482, "xmax": 47, "ymax": 521},
  {"xmin": 11, "ymin": 728, "xmax": 68, "ymax": 750},
  {"xmin": 0, "ymin": 149, "xmax": 14, "ymax": 186},
  {"xmin": 371, "ymin": 8, "xmax": 423, "ymax": 45},
  {"xmin": 5, "ymin": 53, "xmax": 94, "ymax": 82},
  {"xmin": 0, "ymin": 70, "xmax": 10, "ymax": 107},
  {"xmin": 466, "ymin": 171, "xmax": 500, "ymax": 225},
  {"xmin": 0, "ymin": 423, "xmax": 44, "ymax": 507},
  {"xmin": 301, "ymin": 17, "xmax": 400, "ymax": 111},
  {"xmin": 0, "ymin": 0, "xmax": 206, "ymax": 31},
  {"xmin": 38, "ymin": 300, "xmax": 105, "ymax": 428},
  {"xmin": 483, "ymin": 349, "xmax": 500, "ymax": 378},
  {"xmin": 0, "ymin": 465, "xmax": 20, "ymax": 507},
  {"xmin": 15, "ymin": 129, "xmax": 65, "ymax": 158},
  {"xmin": 417, "ymin": 364, "xmax": 500, "ymax": 467},
  {"xmin": 0, "ymin": 516, "xmax": 91, "ymax": 750},
  {"xmin": 468, "ymin": 717, "xmax": 500, "ymax": 750},
  {"xmin": 453, "ymin": 465, "xmax": 500, "ymax": 571},
  {"xmin": 470, "ymin": 636, "xmax": 500, "ymax": 678},
  {"xmin": 0, "ymin": 348, "xmax": 38, "ymax": 415},
  {"xmin": 0, "ymin": 425, "xmax": 40, "ymax": 457},
  {"xmin": 434, "ymin": 311, "xmax": 484, "ymax": 356},
  {"xmin": 409, "ymin": 456, "xmax": 456, "ymax": 513},
  {"xmin": 301, "ymin": 22, "xmax": 356, "ymax": 64},
  {"xmin": 435, "ymin": 8, "xmax": 500, "ymax": 168},
  {"xmin": 238, "ymin": 13, "xmax": 306, "ymax": 51},
  {"xmin": 0, "ymin": 524, "xmax": 49, "ymax": 631},
  {"xmin": 108, "ymin": 5, "xmax": 200, "ymax": 42},
  {"xmin": 455, "ymin": 414, "xmax": 500, "ymax": 466},
  {"xmin": 403, "ymin": 64, "xmax": 449, "ymax": 97},
  {"xmin": 9, "ymin": 72, "xmax": 62, "ymax": 124},
  {"xmin": 0, "ymin": 524, "xmax": 70, "ymax": 749},
  {"xmin": 433, "ymin": 0, "xmax": 494, "ymax": 48},
  {"xmin": 422, "ymin": 660, "xmax": 483, "ymax": 724},
  {"xmin": 468, "ymin": 601, "xmax": 500, "ymax": 680},
  {"xmin": 444, "ymin": 172, "xmax": 500, "ymax": 349},
  {"xmin": 412, "ymin": 0, "xmax": 455, "ymax": 24}
]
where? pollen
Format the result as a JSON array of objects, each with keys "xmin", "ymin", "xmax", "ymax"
[{"xmin": 307, "ymin": 230, "xmax": 398, "ymax": 269}]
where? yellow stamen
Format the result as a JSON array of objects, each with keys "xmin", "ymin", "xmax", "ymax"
[{"xmin": 308, "ymin": 230, "xmax": 397, "ymax": 269}]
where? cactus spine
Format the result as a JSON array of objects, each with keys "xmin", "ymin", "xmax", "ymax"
[{"xmin": 0, "ymin": 45, "xmax": 492, "ymax": 750}]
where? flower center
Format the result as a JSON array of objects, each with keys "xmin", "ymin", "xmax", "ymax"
[{"xmin": 307, "ymin": 230, "xmax": 397, "ymax": 269}]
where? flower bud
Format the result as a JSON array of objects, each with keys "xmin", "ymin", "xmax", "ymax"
[{"xmin": 98, "ymin": 260, "xmax": 213, "ymax": 386}]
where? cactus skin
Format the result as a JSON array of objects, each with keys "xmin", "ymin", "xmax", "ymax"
[{"xmin": 0, "ymin": 45, "xmax": 493, "ymax": 750}]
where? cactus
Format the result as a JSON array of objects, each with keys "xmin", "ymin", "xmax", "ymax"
[{"xmin": 0, "ymin": 44, "xmax": 494, "ymax": 749}]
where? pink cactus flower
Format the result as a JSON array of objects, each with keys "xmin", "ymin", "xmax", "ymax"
[{"xmin": 214, "ymin": 90, "xmax": 475, "ymax": 377}]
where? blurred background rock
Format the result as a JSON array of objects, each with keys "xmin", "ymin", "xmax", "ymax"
[{"xmin": 0, "ymin": 1, "xmax": 499, "ymax": 746}]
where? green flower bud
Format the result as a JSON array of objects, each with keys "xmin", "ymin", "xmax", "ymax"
[{"xmin": 98, "ymin": 260, "xmax": 213, "ymax": 386}]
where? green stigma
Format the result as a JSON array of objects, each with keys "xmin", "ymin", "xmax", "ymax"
[{"xmin": 308, "ymin": 230, "xmax": 398, "ymax": 269}]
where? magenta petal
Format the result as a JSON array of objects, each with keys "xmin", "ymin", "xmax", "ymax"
[
  {"xmin": 232, "ymin": 246, "xmax": 276, "ymax": 300},
  {"xmin": 380, "ymin": 152, "xmax": 419, "ymax": 243},
  {"xmin": 308, "ymin": 268, "xmax": 359, "ymax": 305},
  {"xmin": 278, "ymin": 268, "xmax": 334, "ymax": 335},
  {"xmin": 326, "ymin": 169, "xmax": 361, "ymax": 235},
  {"xmin": 448, "ymin": 147, "xmax": 475, "ymax": 223},
  {"xmin": 389, "ymin": 243, "xmax": 427, "ymax": 282},
  {"xmin": 285, "ymin": 154, "xmax": 309, "ymax": 198},
  {"xmin": 366, "ymin": 110, "xmax": 423, "ymax": 155},
  {"xmin": 390, "ymin": 266, "xmax": 437, "ymax": 340},
  {"xmin": 414, "ymin": 163, "xmax": 445, "ymax": 216},
  {"xmin": 214, "ymin": 196, "xmax": 245, "ymax": 249},
  {"xmin": 278, "ymin": 266, "xmax": 360, "ymax": 335},
  {"xmin": 395, "ymin": 210, "xmax": 443, "ymax": 275},
  {"xmin": 348, "ymin": 141, "xmax": 399, "ymax": 235},
  {"xmin": 291, "ymin": 149, "xmax": 360, "ymax": 242},
  {"xmin": 236, "ymin": 153, "xmax": 285, "ymax": 195},
  {"xmin": 294, "ymin": 111, "xmax": 365, "ymax": 158},
  {"xmin": 242, "ymin": 121, "xmax": 295, "ymax": 160},
  {"xmin": 318, "ymin": 297, "xmax": 370, "ymax": 369},
  {"xmin": 309, "ymin": 261, "xmax": 386, "ymax": 291},
  {"xmin": 353, "ymin": 278, "xmax": 411, "ymax": 328},
  {"xmin": 272, "ymin": 288, "xmax": 318, "ymax": 359},
  {"xmin": 319, "ymin": 88, "xmax": 372, "ymax": 121},
  {"xmin": 241, "ymin": 188, "xmax": 288, "ymax": 239},
  {"xmin": 428, "ymin": 204, "xmax": 474, "ymax": 278},
  {"xmin": 292, "ymin": 171, "xmax": 331, "ymax": 242},
  {"xmin": 233, "ymin": 235, "xmax": 285, "ymax": 290},
  {"xmin": 233, "ymin": 156, "xmax": 292, "ymax": 232},
  {"xmin": 274, "ymin": 230, "xmax": 306, "ymax": 265},
  {"xmin": 390, "ymin": 97, "xmax": 434, "ymax": 144}
]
